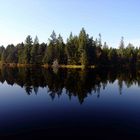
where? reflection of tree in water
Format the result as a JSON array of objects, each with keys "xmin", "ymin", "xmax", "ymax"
[{"xmin": 0, "ymin": 66, "xmax": 139, "ymax": 104}]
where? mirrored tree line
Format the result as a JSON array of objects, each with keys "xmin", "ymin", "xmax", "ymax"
[
  {"xmin": 0, "ymin": 28, "xmax": 140, "ymax": 67},
  {"xmin": 0, "ymin": 67, "xmax": 140, "ymax": 104}
]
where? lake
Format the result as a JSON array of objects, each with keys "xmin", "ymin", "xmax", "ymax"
[{"xmin": 0, "ymin": 66, "xmax": 140, "ymax": 138}]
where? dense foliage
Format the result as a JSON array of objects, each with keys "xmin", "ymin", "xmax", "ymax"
[{"xmin": 0, "ymin": 28, "xmax": 140, "ymax": 67}]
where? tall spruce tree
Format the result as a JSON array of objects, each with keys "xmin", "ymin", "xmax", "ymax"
[
  {"xmin": 30, "ymin": 36, "xmax": 39, "ymax": 64},
  {"xmin": 24, "ymin": 35, "xmax": 33, "ymax": 64}
]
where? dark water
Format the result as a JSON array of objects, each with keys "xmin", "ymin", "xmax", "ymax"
[{"xmin": 1, "ymin": 66, "xmax": 140, "ymax": 138}]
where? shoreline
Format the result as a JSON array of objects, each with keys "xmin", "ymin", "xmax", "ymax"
[
  {"xmin": 0, "ymin": 63, "xmax": 96, "ymax": 69},
  {"xmin": 0, "ymin": 63, "xmax": 138, "ymax": 69}
]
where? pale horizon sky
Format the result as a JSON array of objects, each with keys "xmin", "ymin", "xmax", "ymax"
[{"xmin": 0, "ymin": 0, "xmax": 140, "ymax": 47}]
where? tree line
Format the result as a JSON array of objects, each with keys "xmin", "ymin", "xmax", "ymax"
[{"xmin": 0, "ymin": 28, "xmax": 140, "ymax": 67}]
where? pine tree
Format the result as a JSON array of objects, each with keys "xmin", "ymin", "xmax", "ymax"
[
  {"xmin": 24, "ymin": 35, "xmax": 33, "ymax": 64},
  {"xmin": 30, "ymin": 36, "xmax": 39, "ymax": 64},
  {"xmin": 78, "ymin": 28, "xmax": 89, "ymax": 65},
  {"xmin": 80, "ymin": 50, "xmax": 88, "ymax": 67}
]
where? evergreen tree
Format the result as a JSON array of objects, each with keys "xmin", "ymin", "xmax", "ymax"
[
  {"xmin": 30, "ymin": 36, "xmax": 39, "ymax": 64},
  {"xmin": 0, "ymin": 29, "xmax": 139, "ymax": 68},
  {"xmin": 57, "ymin": 34, "xmax": 66, "ymax": 64},
  {"xmin": 24, "ymin": 35, "xmax": 33, "ymax": 64},
  {"xmin": 108, "ymin": 48, "xmax": 118, "ymax": 65},
  {"xmin": 25, "ymin": 35, "xmax": 33, "ymax": 45},
  {"xmin": 78, "ymin": 28, "xmax": 89, "ymax": 65},
  {"xmin": 38, "ymin": 43, "xmax": 46, "ymax": 64},
  {"xmin": 119, "ymin": 37, "xmax": 125, "ymax": 56},
  {"xmin": 34, "ymin": 36, "xmax": 39, "ymax": 45},
  {"xmin": 80, "ymin": 50, "xmax": 88, "ymax": 67},
  {"xmin": 49, "ymin": 30, "xmax": 57, "ymax": 45},
  {"xmin": 98, "ymin": 33, "xmax": 102, "ymax": 48},
  {"xmin": 43, "ymin": 31, "xmax": 57, "ymax": 64},
  {"xmin": 66, "ymin": 33, "xmax": 79, "ymax": 65},
  {"xmin": 0, "ymin": 46, "xmax": 5, "ymax": 62},
  {"xmin": 1, "ymin": 49, "xmax": 6, "ymax": 63},
  {"xmin": 5, "ymin": 44, "xmax": 18, "ymax": 63},
  {"xmin": 17, "ymin": 43, "xmax": 24, "ymax": 64}
]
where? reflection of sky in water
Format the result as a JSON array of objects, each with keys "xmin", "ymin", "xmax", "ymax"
[
  {"xmin": 0, "ymin": 80, "xmax": 140, "ymax": 116},
  {"xmin": 0, "ymin": 73, "xmax": 140, "ymax": 137}
]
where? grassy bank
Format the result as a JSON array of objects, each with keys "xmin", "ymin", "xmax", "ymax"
[
  {"xmin": 0, "ymin": 63, "xmax": 139, "ymax": 70},
  {"xmin": 0, "ymin": 63, "xmax": 42, "ymax": 68},
  {"xmin": 0, "ymin": 63, "xmax": 96, "ymax": 69},
  {"xmin": 60, "ymin": 65, "xmax": 84, "ymax": 69},
  {"xmin": 60, "ymin": 65, "xmax": 96, "ymax": 69}
]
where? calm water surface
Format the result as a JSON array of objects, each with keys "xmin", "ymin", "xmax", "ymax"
[{"xmin": 0, "ymin": 67, "xmax": 140, "ymax": 138}]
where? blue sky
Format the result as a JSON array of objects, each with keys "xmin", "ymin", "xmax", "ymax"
[{"xmin": 0, "ymin": 0, "xmax": 140, "ymax": 47}]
